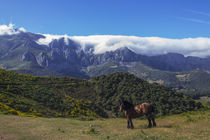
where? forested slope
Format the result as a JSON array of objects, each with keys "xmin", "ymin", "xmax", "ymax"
[{"xmin": 0, "ymin": 69, "xmax": 206, "ymax": 117}]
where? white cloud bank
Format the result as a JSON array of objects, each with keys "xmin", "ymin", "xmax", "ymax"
[
  {"xmin": 0, "ymin": 24, "xmax": 26, "ymax": 35},
  {"xmin": 36, "ymin": 34, "xmax": 210, "ymax": 58},
  {"xmin": 70, "ymin": 35, "xmax": 210, "ymax": 58},
  {"xmin": 36, "ymin": 34, "xmax": 69, "ymax": 46}
]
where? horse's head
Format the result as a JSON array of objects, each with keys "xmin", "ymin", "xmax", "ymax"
[
  {"xmin": 119, "ymin": 100, "xmax": 133, "ymax": 112},
  {"xmin": 119, "ymin": 101, "xmax": 125, "ymax": 112}
]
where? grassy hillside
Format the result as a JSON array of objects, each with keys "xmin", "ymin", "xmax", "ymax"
[
  {"xmin": 0, "ymin": 69, "xmax": 207, "ymax": 118},
  {"xmin": 0, "ymin": 69, "xmax": 104, "ymax": 118},
  {"xmin": 0, "ymin": 111, "xmax": 209, "ymax": 140}
]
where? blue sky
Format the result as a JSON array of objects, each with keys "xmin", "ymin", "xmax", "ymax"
[{"xmin": 0, "ymin": 0, "xmax": 210, "ymax": 38}]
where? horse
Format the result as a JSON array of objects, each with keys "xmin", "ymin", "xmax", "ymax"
[{"xmin": 119, "ymin": 100, "xmax": 156, "ymax": 129}]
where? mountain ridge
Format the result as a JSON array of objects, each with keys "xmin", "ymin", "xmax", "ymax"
[{"xmin": 2, "ymin": 32, "xmax": 210, "ymax": 72}]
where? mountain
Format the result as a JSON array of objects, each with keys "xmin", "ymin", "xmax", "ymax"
[
  {"xmin": 0, "ymin": 69, "xmax": 206, "ymax": 117},
  {"xmin": 2, "ymin": 32, "xmax": 210, "ymax": 74},
  {"xmin": 145, "ymin": 53, "xmax": 210, "ymax": 72},
  {"xmin": 1, "ymin": 31, "xmax": 210, "ymax": 99}
]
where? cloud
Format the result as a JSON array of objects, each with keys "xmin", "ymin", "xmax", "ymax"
[
  {"xmin": 185, "ymin": 9, "xmax": 210, "ymax": 17},
  {"xmin": 36, "ymin": 34, "xmax": 70, "ymax": 46},
  {"xmin": 18, "ymin": 27, "xmax": 26, "ymax": 32},
  {"xmin": 0, "ymin": 24, "xmax": 26, "ymax": 35},
  {"xmin": 34, "ymin": 32, "xmax": 210, "ymax": 58},
  {"xmin": 178, "ymin": 17, "xmax": 210, "ymax": 25},
  {"xmin": 180, "ymin": 9, "xmax": 210, "ymax": 25},
  {"xmin": 70, "ymin": 35, "xmax": 210, "ymax": 58}
]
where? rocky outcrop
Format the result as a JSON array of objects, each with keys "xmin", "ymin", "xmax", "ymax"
[
  {"xmin": 36, "ymin": 52, "xmax": 49, "ymax": 67},
  {"xmin": 21, "ymin": 51, "xmax": 37, "ymax": 62}
]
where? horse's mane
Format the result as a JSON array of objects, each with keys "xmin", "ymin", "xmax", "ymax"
[{"xmin": 122, "ymin": 100, "xmax": 134, "ymax": 110}]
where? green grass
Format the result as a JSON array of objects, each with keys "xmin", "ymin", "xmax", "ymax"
[{"xmin": 0, "ymin": 111, "xmax": 210, "ymax": 140}]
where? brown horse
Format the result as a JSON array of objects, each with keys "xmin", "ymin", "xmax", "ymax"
[{"xmin": 119, "ymin": 100, "xmax": 156, "ymax": 129}]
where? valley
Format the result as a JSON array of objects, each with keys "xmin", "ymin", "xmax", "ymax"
[{"xmin": 1, "ymin": 1, "xmax": 210, "ymax": 139}]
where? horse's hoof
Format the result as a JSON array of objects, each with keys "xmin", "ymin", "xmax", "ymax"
[{"xmin": 147, "ymin": 126, "xmax": 152, "ymax": 128}]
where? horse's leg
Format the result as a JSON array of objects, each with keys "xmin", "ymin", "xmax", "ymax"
[
  {"xmin": 147, "ymin": 115, "xmax": 152, "ymax": 128},
  {"xmin": 127, "ymin": 116, "xmax": 131, "ymax": 129},
  {"xmin": 130, "ymin": 118, "xmax": 134, "ymax": 129},
  {"xmin": 152, "ymin": 117, "xmax": 156, "ymax": 127}
]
